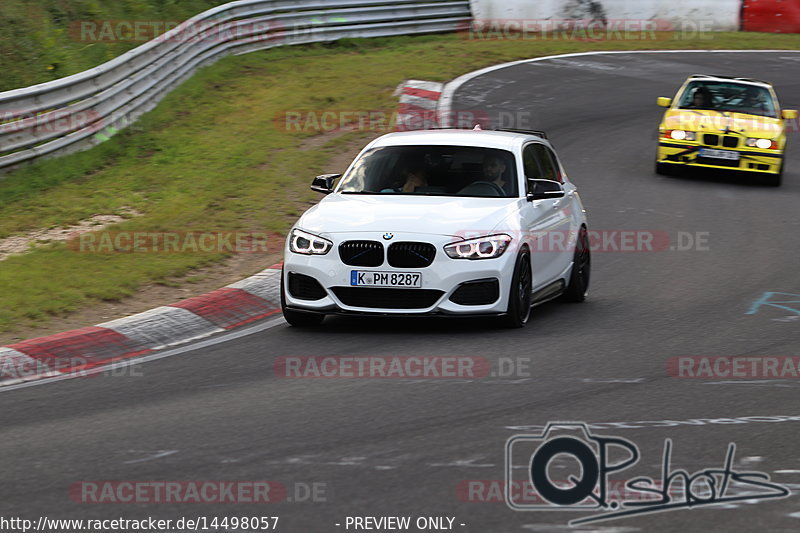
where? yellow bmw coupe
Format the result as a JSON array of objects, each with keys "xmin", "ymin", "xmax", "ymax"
[{"xmin": 656, "ymin": 75, "xmax": 797, "ymax": 186}]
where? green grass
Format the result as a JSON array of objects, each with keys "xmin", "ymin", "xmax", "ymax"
[
  {"xmin": 0, "ymin": 0, "xmax": 231, "ymax": 92},
  {"xmin": 1, "ymin": 31, "xmax": 800, "ymax": 333}
]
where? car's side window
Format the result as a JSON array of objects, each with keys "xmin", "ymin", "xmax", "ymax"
[
  {"xmin": 522, "ymin": 144, "xmax": 542, "ymax": 181},
  {"xmin": 546, "ymin": 147, "xmax": 564, "ymax": 183},
  {"xmin": 523, "ymin": 144, "xmax": 563, "ymax": 192},
  {"xmin": 537, "ymin": 146, "xmax": 560, "ymax": 183}
]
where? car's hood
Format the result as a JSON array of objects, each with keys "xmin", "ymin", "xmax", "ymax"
[
  {"xmin": 297, "ymin": 194, "xmax": 521, "ymax": 237},
  {"xmin": 662, "ymin": 109, "xmax": 783, "ymax": 137}
]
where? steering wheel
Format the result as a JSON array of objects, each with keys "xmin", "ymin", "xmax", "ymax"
[{"xmin": 459, "ymin": 181, "xmax": 506, "ymax": 197}]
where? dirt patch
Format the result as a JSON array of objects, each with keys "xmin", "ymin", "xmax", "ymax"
[
  {"xmin": 325, "ymin": 134, "xmax": 381, "ymax": 173},
  {"xmin": 0, "ymin": 208, "xmax": 141, "ymax": 261},
  {"xmin": 302, "ymin": 130, "xmax": 383, "ymax": 173}
]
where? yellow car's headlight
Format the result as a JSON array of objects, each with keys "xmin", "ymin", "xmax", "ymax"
[
  {"xmin": 746, "ymin": 138, "xmax": 778, "ymax": 150},
  {"xmin": 666, "ymin": 130, "xmax": 696, "ymax": 141}
]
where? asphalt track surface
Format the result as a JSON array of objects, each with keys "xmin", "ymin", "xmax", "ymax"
[{"xmin": 2, "ymin": 51, "xmax": 800, "ymax": 533}]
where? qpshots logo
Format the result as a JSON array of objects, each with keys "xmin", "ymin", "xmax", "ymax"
[{"xmin": 505, "ymin": 423, "xmax": 789, "ymax": 526}]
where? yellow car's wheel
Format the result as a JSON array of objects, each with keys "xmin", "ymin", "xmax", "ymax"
[
  {"xmin": 655, "ymin": 161, "xmax": 673, "ymax": 176},
  {"xmin": 763, "ymin": 164, "xmax": 782, "ymax": 187}
]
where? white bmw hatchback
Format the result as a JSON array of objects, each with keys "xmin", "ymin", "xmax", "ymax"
[{"xmin": 281, "ymin": 128, "xmax": 590, "ymax": 327}]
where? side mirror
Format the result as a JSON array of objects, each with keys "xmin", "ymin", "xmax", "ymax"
[
  {"xmin": 657, "ymin": 97, "xmax": 672, "ymax": 108},
  {"xmin": 782, "ymin": 109, "xmax": 798, "ymax": 120},
  {"xmin": 311, "ymin": 173, "xmax": 341, "ymax": 194},
  {"xmin": 526, "ymin": 179, "xmax": 565, "ymax": 201}
]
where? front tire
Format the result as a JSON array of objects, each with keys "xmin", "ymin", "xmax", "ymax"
[
  {"xmin": 655, "ymin": 161, "xmax": 673, "ymax": 176},
  {"xmin": 281, "ymin": 268, "xmax": 325, "ymax": 327},
  {"xmin": 503, "ymin": 250, "xmax": 532, "ymax": 328},
  {"xmin": 763, "ymin": 164, "xmax": 782, "ymax": 187},
  {"xmin": 562, "ymin": 226, "xmax": 591, "ymax": 303}
]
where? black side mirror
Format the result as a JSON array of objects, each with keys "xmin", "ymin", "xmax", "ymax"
[
  {"xmin": 311, "ymin": 174, "xmax": 341, "ymax": 194},
  {"xmin": 526, "ymin": 179, "xmax": 565, "ymax": 201}
]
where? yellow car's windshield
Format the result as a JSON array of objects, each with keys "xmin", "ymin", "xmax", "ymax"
[{"xmin": 678, "ymin": 81, "xmax": 778, "ymax": 118}]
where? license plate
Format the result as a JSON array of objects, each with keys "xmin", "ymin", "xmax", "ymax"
[
  {"xmin": 350, "ymin": 271, "xmax": 422, "ymax": 288},
  {"xmin": 699, "ymin": 148, "xmax": 740, "ymax": 161}
]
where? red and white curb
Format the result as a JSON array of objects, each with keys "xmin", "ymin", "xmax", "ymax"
[
  {"xmin": 395, "ymin": 80, "xmax": 444, "ymax": 131},
  {"xmin": 0, "ymin": 263, "xmax": 284, "ymax": 386}
]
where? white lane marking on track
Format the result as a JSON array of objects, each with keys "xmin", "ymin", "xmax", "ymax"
[
  {"xmin": 523, "ymin": 526, "xmax": 640, "ymax": 532},
  {"xmin": 789, "ymin": 512, "xmax": 800, "ymax": 518},
  {"xmin": 329, "ymin": 457, "xmax": 367, "ymax": 465},
  {"xmin": 429, "ymin": 458, "xmax": 494, "ymax": 468},
  {"xmin": 505, "ymin": 415, "xmax": 800, "ymax": 431},
  {"xmin": 0, "ymin": 316, "xmax": 287, "ymax": 393},
  {"xmin": 438, "ymin": 50, "xmax": 800, "ymax": 126},
  {"xmin": 123, "ymin": 450, "xmax": 178, "ymax": 464},
  {"xmin": 582, "ymin": 378, "xmax": 644, "ymax": 383},
  {"xmin": 702, "ymin": 381, "xmax": 799, "ymax": 388},
  {"xmin": 774, "ymin": 470, "xmax": 800, "ymax": 474}
]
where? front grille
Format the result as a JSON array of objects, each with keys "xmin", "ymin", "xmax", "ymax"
[
  {"xmin": 339, "ymin": 241, "xmax": 383, "ymax": 267},
  {"xmin": 722, "ymin": 136, "xmax": 739, "ymax": 148},
  {"xmin": 703, "ymin": 134, "xmax": 719, "ymax": 146},
  {"xmin": 387, "ymin": 242, "xmax": 436, "ymax": 268},
  {"xmin": 331, "ymin": 287, "xmax": 444, "ymax": 309},
  {"xmin": 696, "ymin": 157, "xmax": 740, "ymax": 168},
  {"xmin": 449, "ymin": 279, "xmax": 500, "ymax": 306},
  {"xmin": 288, "ymin": 273, "xmax": 327, "ymax": 301}
]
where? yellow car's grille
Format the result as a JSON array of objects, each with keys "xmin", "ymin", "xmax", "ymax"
[{"xmin": 702, "ymin": 134, "xmax": 740, "ymax": 148}]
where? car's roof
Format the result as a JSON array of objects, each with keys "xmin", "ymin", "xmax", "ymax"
[
  {"xmin": 686, "ymin": 74, "xmax": 773, "ymax": 89},
  {"xmin": 367, "ymin": 129, "xmax": 546, "ymax": 151}
]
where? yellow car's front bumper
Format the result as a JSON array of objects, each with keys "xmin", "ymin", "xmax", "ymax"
[{"xmin": 657, "ymin": 141, "xmax": 783, "ymax": 174}]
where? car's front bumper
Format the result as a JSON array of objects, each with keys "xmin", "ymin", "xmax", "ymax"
[
  {"xmin": 283, "ymin": 232, "xmax": 518, "ymax": 316},
  {"xmin": 657, "ymin": 141, "xmax": 783, "ymax": 174}
]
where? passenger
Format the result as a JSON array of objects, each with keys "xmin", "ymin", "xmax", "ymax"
[
  {"xmin": 401, "ymin": 165, "xmax": 428, "ymax": 193},
  {"xmin": 382, "ymin": 163, "xmax": 428, "ymax": 193},
  {"xmin": 741, "ymin": 87, "xmax": 766, "ymax": 113}
]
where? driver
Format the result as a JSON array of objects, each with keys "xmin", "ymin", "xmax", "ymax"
[
  {"xmin": 482, "ymin": 155, "xmax": 508, "ymax": 192},
  {"xmin": 689, "ymin": 86, "xmax": 713, "ymax": 109}
]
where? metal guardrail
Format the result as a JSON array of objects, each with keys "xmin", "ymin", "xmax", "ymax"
[{"xmin": 0, "ymin": 0, "xmax": 471, "ymax": 173}]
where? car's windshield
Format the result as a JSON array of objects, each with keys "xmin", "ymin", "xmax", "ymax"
[
  {"xmin": 337, "ymin": 145, "xmax": 519, "ymax": 198},
  {"xmin": 678, "ymin": 81, "xmax": 778, "ymax": 118}
]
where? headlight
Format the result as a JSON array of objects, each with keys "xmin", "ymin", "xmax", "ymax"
[
  {"xmin": 444, "ymin": 234, "xmax": 512, "ymax": 260},
  {"xmin": 668, "ymin": 130, "xmax": 696, "ymax": 141},
  {"xmin": 289, "ymin": 229, "xmax": 332, "ymax": 255},
  {"xmin": 746, "ymin": 138, "xmax": 778, "ymax": 150}
]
